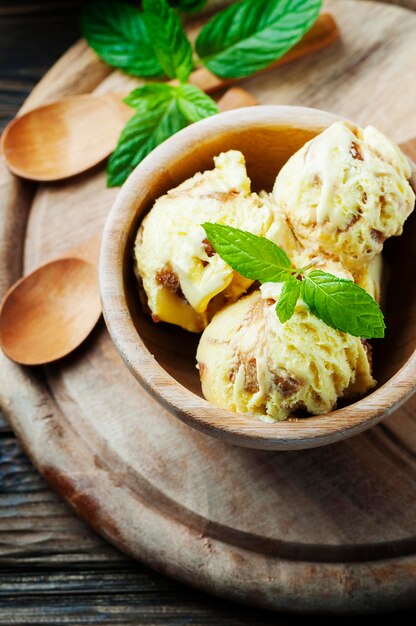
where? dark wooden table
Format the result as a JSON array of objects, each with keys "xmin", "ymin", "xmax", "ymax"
[{"xmin": 1, "ymin": 1, "xmax": 416, "ymax": 623}]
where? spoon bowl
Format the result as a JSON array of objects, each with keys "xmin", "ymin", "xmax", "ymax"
[
  {"xmin": 0, "ymin": 95, "xmax": 130, "ymax": 181},
  {"xmin": 0, "ymin": 257, "xmax": 101, "ymax": 365},
  {"xmin": 100, "ymin": 105, "xmax": 416, "ymax": 450}
]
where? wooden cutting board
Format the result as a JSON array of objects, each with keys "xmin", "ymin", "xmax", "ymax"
[{"xmin": 2, "ymin": 0, "xmax": 416, "ymax": 613}]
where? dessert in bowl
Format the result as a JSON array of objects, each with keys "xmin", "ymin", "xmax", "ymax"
[{"xmin": 100, "ymin": 105, "xmax": 416, "ymax": 450}]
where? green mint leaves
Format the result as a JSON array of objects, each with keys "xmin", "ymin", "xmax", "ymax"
[
  {"xmin": 123, "ymin": 84, "xmax": 178, "ymax": 114},
  {"xmin": 108, "ymin": 84, "xmax": 218, "ymax": 186},
  {"xmin": 83, "ymin": 0, "xmax": 322, "ymax": 80},
  {"xmin": 202, "ymin": 223, "xmax": 291, "ymax": 282},
  {"xmin": 174, "ymin": 84, "xmax": 219, "ymax": 122},
  {"xmin": 196, "ymin": 0, "xmax": 322, "ymax": 79},
  {"xmin": 301, "ymin": 271, "xmax": 385, "ymax": 339},
  {"xmin": 275, "ymin": 278, "xmax": 300, "ymax": 323},
  {"xmin": 142, "ymin": 0, "xmax": 194, "ymax": 82},
  {"xmin": 202, "ymin": 223, "xmax": 385, "ymax": 339},
  {"xmin": 81, "ymin": 1, "xmax": 163, "ymax": 78},
  {"xmin": 81, "ymin": 0, "xmax": 194, "ymax": 80},
  {"xmin": 82, "ymin": 0, "xmax": 324, "ymax": 186}
]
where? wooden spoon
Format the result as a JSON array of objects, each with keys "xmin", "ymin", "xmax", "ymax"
[
  {"xmin": 0, "ymin": 14, "xmax": 338, "ymax": 181},
  {"xmin": 0, "ymin": 87, "xmax": 258, "ymax": 366},
  {"xmin": 0, "ymin": 235, "xmax": 102, "ymax": 366}
]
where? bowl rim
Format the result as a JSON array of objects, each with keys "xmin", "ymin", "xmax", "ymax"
[{"xmin": 99, "ymin": 105, "xmax": 416, "ymax": 450}]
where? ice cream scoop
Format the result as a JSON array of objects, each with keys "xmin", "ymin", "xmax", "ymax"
[
  {"xmin": 196, "ymin": 287, "xmax": 375, "ymax": 422},
  {"xmin": 134, "ymin": 150, "xmax": 299, "ymax": 332},
  {"xmin": 272, "ymin": 121, "xmax": 415, "ymax": 270}
]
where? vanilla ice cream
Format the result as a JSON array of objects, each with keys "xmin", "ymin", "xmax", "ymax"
[
  {"xmin": 197, "ymin": 287, "xmax": 375, "ymax": 422},
  {"xmin": 135, "ymin": 150, "xmax": 299, "ymax": 332},
  {"xmin": 273, "ymin": 121, "xmax": 415, "ymax": 270},
  {"xmin": 134, "ymin": 123, "xmax": 411, "ymax": 421}
]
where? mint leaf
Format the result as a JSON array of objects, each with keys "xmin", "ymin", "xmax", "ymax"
[
  {"xmin": 125, "ymin": 84, "xmax": 218, "ymax": 123},
  {"xmin": 109, "ymin": 83, "xmax": 218, "ymax": 186},
  {"xmin": 107, "ymin": 98, "xmax": 188, "ymax": 186},
  {"xmin": 276, "ymin": 278, "xmax": 300, "ymax": 323},
  {"xmin": 169, "ymin": 0, "xmax": 208, "ymax": 12},
  {"xmin": 196, "ymin": 0, "xmax": 322, "ymax": 79},
  {"xmin": 176, "ymin": 84, "xmax": 219, "ymax": 123},
  {"xmin": 301, "ymin": 270, "xmax": 385, "ymax": 339},
  {"xmin": 81, "ymin": 1, "xmax": 162, "ymax": 77},
  {"xmin": 202, "ymin": 223, "xmax": 292, "ymax": 283},
  {"xmin": 123, "ymin": 83, "xmax": 176, "ymax": 113},
  {"xmin": 143, "ymin": 0, "xmax": 193, "ymax": 82}
]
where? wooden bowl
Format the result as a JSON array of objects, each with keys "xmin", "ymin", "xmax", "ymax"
[{"xmin": 100, "ymin": 105, "xmax": 416, "ymax": 450}]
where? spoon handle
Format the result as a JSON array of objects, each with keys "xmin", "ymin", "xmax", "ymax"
[
  {"xmin": 217, "ymin": 87, "xmax": 258, "ymax": 111},
  {"xmin": 66, "ymin": 234, "xmax": 102, "ymax": 267}
]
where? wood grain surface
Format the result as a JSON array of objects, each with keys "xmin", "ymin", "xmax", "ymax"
[{"xmin": 2, "ymin": 0, "xmax": 416, "ymax": 622}]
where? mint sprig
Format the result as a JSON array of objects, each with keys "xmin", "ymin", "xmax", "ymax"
[
  {"xmin": 108, "ymin": 84, "xmax": 218, "ymax": 186},
  {"xmin": 82, "ymin": 0, "xmax": 324, "ymax": 186},
  {"xmin": 202, "ymin": 223, "xmax": 385, "ymax": 339}
]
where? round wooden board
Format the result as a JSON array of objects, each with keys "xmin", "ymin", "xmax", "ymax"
[{"xmin": 2, "ymin": 0, "xmax": 416, "ymax": 613}]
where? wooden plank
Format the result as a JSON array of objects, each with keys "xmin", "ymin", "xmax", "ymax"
[
  {"xmin": 0, "ymin": 414, "xmax": 9, "ymax": 433},
  {"xmin": 0, "ymin": 437, "xmax": 121, "ymax": 564},
  {"xmin": 2, "ymin": 435, "xmax": 416, "ymax": 624}
]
